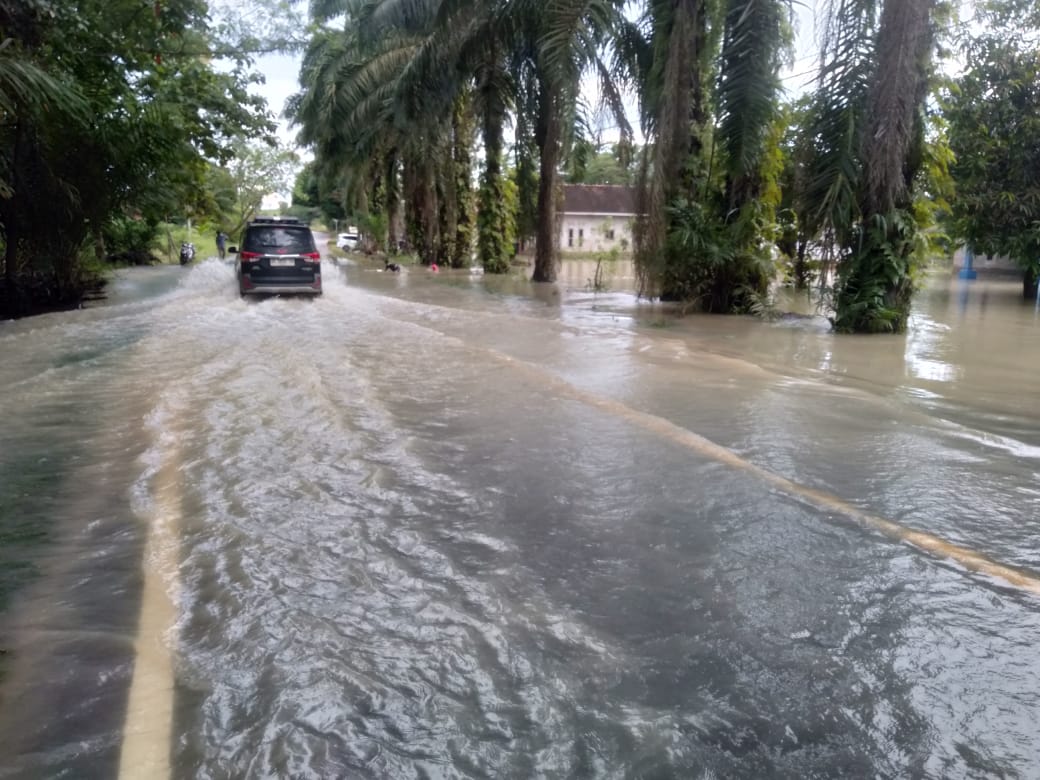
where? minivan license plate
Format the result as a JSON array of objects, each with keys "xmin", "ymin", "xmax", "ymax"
[{"xmin": 270, "ymin": 258, "xmax": 295, "ymax": 267}]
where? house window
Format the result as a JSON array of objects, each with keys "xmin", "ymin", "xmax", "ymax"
[
  {"xmin": 568, "ymin": 228, "xmax": 574, "ymax": 248},
  {"xmin": 578, "ymin": 228, "xmax": 584, "ymax": 247},
  {"xmin": 605, "ymin": 229, "xmax": 615, "ymax": 240}
]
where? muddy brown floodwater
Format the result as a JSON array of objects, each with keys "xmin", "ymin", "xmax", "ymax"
[{"xmin": 1, "ymin": 254, "xmax": 1038, "ymax": 778}]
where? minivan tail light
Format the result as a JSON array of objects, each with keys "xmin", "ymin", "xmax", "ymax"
[
  {"xmin": 303, "ymin": 252, "xmax": 320, "ymax": 262},
  {"xmin": 240, "ymin": 251, "xmax": 261, "ymax": 261}
]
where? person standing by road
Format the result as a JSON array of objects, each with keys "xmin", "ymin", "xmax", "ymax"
[{"xmin": 216, "ymin": 230, "xmax": 227, "ymax": 260}]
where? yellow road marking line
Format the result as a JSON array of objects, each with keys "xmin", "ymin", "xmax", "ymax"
[
  {"xmin": 111, "ymin": 331, "xmax": 1039, "ymax": 780},
  {"xmin": 492, "ymin": 350, "xmax": 1040, "ymax": 595},
  {"xmin": 118, "ymin": 451, "xmax": 180, "ymax": 779}
]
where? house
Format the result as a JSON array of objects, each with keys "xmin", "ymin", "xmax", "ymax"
[{"xmin": 559, "ymin": 184, "xmax": 637, "ymax": 254}]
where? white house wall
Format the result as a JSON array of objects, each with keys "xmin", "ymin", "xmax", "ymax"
[{"xmin": 559, "ymin": 214, "xmax": 634, "ymax": 254}]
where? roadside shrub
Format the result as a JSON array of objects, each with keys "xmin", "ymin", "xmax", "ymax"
[{"xmin": 103, "ymin": 216, "xmax": 160, "ymax": 264}]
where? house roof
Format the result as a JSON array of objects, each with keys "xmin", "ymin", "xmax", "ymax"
[{"xmin": 561, "ymin": 184, "xmax": 637, "ymax": 215}]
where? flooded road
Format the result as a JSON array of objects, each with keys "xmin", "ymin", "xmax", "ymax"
[{"xmin": 1, "ymin": 254, "xmax": 1039, "ymax": 778}]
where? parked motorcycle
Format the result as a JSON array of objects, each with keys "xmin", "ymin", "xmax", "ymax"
[{"xmin": 179, "ymin": 242, "xmax": 196, "ymax": 265}]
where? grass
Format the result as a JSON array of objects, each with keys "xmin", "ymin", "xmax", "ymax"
[
  {"xmin": 323, "ymin": 238, "xmax": 421, "ymax": 268},
  {"xmin": 155, "ymin": 223, "xmax": 222, "ymax": 264}
]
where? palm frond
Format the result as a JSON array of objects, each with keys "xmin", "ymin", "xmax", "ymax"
[
  {"xmin": 716, "ymin": 0, "xmax": 790, "ymax": 204},
  {"xmin": 799, "ymin": 0, "xmax": 877, "ymax": 244},
  {"xmin": 0, "ymin": 51, "xmax": 89, "ymax": 120}
]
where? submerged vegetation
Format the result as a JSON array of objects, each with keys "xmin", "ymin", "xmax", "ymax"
[{"xmin": 2, "ymin": 0, "xmax": 1038, "ymax": 329}]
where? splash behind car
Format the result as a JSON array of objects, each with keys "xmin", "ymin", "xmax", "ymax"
[{"xmin": 232, "ymin": 217, "xmax": 321, "ymax": 296}]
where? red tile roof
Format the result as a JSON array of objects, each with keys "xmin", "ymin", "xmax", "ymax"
[{"xmin": 561, "ymin": 184, "xmax": 637, "ymax": 215}]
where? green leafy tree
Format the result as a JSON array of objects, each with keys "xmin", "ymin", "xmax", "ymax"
[
  {"xmin": 0, "ymin": 0, "xmax": 278, "ymax": 317},
  {"xmin": 516, "ymin": 0, "xmax": 632, "ymax": 283},
  {"xmin": 567, "ymin": 145, "xmax": 637, "ymax": 185},
  {"xmin": 831, "ymin": 0, "xmax": 936, "ymax": 333},
  {"xmin": 475, "ymin": 44, "xmax": 512, "ymax": 273},
  {"xmin": 292, "ymin": 160, "xmax": 346, "ymax": 228},
  {"xmin": 944, "ymin": 1, "xmax": 1040, "ymax": 297},
  {"xmin": 774, "ymin": 100, "xmax": 815, "ymax": 289},
  {"xmin": 221, "ymin": 141, "xmax": 299, "ymax": 236}
]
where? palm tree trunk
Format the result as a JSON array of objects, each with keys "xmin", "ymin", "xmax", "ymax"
[
  {"xmin": 403, "ymin": 156, "xmax": 423, "ymax": 257},
  {"xmin": 355, "ymin": 173, "xmax": 370, "ymax": 217},
  {"xmin": 437, "ymin": 158, "xmax": 457, "ymax": 266},
  {"xmin": 477, "ymin": 56, "xmax": 511, "ymax": 274},
  {"xmin": 420, "ymin": 158, "xmax": 439, "ymax": 266},
  {"xmin": 3, "ymin": 220, "xmax": 18, "ymax": 316},
  {"xmin": 835, "ymin": 0, "xmax": 934, "ymax": 333},
  {"xmin": 451, "ymin": 94, "xmax": 475, "ymax": 268},
  {"xmin": 862, "ymin": 0, "xmax": 934, "ymax": 217},
  {"xmin": 532, "ymin": 80, "xmax": 562, "ymax": 283},
  {"xmin": 386, "ymin": 150, "xmax": 401, "ymax": 253},
  {"xmin": 1025, "ymin": 265, "xmax": 1039, "ymax": 300},
  {"xmin": 666, "ymin": 0, "xmax": 710, "ymax": 205},
  {"xmin": 369, "ymin": 159, "xmax": 388, "ymax": 251},
  {"xmin": 635, "ymin": 0, "xmax": 711, "ymax": 300}
]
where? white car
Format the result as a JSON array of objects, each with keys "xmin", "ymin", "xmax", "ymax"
[{"xmin": 336, "ymin": 230, "xmax": 360, "ymax": 251}]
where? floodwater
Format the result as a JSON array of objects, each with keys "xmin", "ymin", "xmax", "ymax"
[{"xmin": 0, "ymin": 251, "xmax": 1038, "ymax": 778}]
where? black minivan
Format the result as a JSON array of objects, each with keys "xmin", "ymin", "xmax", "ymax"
[{"xmin": 231, "ymin": 217, "xmax": 322, "ymax": 296}]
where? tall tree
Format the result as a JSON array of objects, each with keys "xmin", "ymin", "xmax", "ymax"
[
  {"xmin": 474, "ymin": 40, "xmax": 513, "ymax": 272},
  {"xmin": 223, "ymin": 141, "xmax": 299, "ymax": 235},
  {"xmin": 525, "ymin": 0, "xmax": 632, "ymax": 282},
  {"xmin": 831, "ymin": 0, "xmax": 935, "ymax": 332},
  {"xmin": 943, "ymin": 0, "xmax": 1040, "ymax": 298},
  {"xmin": 0, "ymin": 0, "xmax": 275, "ymax": 317},
  {"xmin": 802, "ymin": 0, "xmax": 936, "ymax": 332},
  {"xmin": 634, "ymin": 0, "xmax": 790, "ymax": 312},
  {"xmin": 289, "ymin": 0, "xmax": 495, "ymax": 267},
  {"xmin": 634, "ymin": 0, "xmax": 715, "ymax": 301},
  {"xmin": 451, "ymin": 93, "xmax": 476, "ymax": 267}
]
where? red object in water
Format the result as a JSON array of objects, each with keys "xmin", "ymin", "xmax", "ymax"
[{"xmin": 430, "ymin": 263, "xmax": 439, "ymax": 272}]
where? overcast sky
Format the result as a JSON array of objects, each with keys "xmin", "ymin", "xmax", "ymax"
[{"xmin": 253, "ymin": 52, "xmax": 302, "ymax": 149}]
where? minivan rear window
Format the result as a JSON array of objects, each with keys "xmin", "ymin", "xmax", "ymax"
[{"xmin": 242, "ymin": 227, "xmax": 316, "ymax": 253}]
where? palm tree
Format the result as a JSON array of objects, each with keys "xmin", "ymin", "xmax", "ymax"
[
  {"xmin": 834, "ymin": 0, "xmax": 934, "ymax": 332},
  {"xmin": 710, "ymin": 0, "xmax": 791, "ymax": 309},
  {"xmin": 633, "ymin": 0, "xmax": 791, "ymax": 312},
  {"xmin": 450, "ymin": 92, "xmax": 477, "ymax": 267},
  {"xmin": 517, "ymin": 0, "xmax": 633, "ymax": 282},
  {"xmin": 289, "ymin": 3, "xmax": 452, "ymax": 260},
  {"xmin": 803, "ymin": 0, "xmax": 936, "ymax": 333},
  {"xmin": 0, "ymin": 50, "xmax": 88, "ymax": 198},
  {"xmin": 292, "ymin": 0, "xmax": 516, "ymax": 271},
  {"xmin": 473, "ymin": 37, "xmax": 514, "ymax": 273}
]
